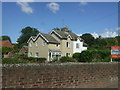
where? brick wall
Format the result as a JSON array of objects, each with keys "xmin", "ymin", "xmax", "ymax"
[{"xmin": 2, "ymin": 63, "xmax": 119, "ymax": 88}]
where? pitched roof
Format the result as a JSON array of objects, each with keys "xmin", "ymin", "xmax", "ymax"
[
  {"xmin": 53, "ymin": 30, "xmax": 78, "ymax": 40},
  {"xmin": 40, "ymin": 33, "xmax": 60, "ymax": 44},
  {"xmin": 0, "ymin": 40, "xmax": 14, "ymax": 48}
]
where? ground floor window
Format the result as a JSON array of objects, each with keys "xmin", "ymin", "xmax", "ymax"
[
  {"xmin": 35, "ymin": 52, "xmax": 39, "ymax": 57},
  {"xmin": 30, "ymin": 52, "xmax": 32, "ymax": 56},
  {"xmin": 66, "ymin": 53, "xmax": 70, "ymax": 57}
]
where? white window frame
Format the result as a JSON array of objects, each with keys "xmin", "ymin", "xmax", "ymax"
[
  {"xmin": 76, "ymin": 43, "xmax": 79, "ymax": 49},
  {"xmin": 42, "ymin": 41, "xmax": 46, "ymax": 46},
  {"xmin": 35, "ymin": 52, "xmax": 39, "ymax": 57},
  {"xmin": 30, "ymin": 52, "xmax": 32, "ymax": 56},
  {"xmin": 66, "ymin": 53, "xmax": 70, "ymax": 57},
  {"xmin": 29, "ymin": 43, "xmax": 32, "ymax": 47},
  {"xmin": 36, "ymin": 42, "xmax": 38, "ymax": 46},
  {"xmin": 66, "ymin": 42, "xmax": 70, "ymax": 48}
]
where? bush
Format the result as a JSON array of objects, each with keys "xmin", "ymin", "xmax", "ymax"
[
  {"xmin": 59, "ymin": 56, "xmax": 77, "ymax": 62},
  {"xmin": 80, "ymin": 49, "xmax": 111, "ymax": 62},
  {"xmin": 2, "ymin": 58, "xmax": 29, "ymax": 64},
  {"xmin": 72, "ymin": 53, "xmax": 81, "ymax": 61}
]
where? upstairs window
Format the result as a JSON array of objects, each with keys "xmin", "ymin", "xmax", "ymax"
[
  {"xmin": 36, "ymin": 42, "xmax": 38, "ymax": 46},
  {"xmin": 29, "ymin": 43, "xmax": 32, "ymax": 47},
  {"xmin": 66, "ymin": 42, "xmax": 70, "ymax": 48},
  {"xmin": 42, "ymin": 41, "xmax": 46, "ymax": 46},
  {"xmin": 76, "ymin": 43, "xmax": 79, "ymax": 48}
]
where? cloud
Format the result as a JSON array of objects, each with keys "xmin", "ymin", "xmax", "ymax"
[
  {"xmin": 91, "ymin": 32, "xmax": 99, "ymax": 39},
  {"xmin": 116, "ymin": 27, "xmax": 120, "ymax": 36},
  {"xmin": 100, "ymin": 29, "xmax": 118, "ymax": 38},
  {"xmin": 47, "ymin": 2, "xmax": 60, "ymax": 13},
  {"xmin": 17, "ymin": 1, "xmax": 33, "ymax": 14},
  {"xmin": 80, "ymin": 1, "xmax": 88, "ymax": 6}
]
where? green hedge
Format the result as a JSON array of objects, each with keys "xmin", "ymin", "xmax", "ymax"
[
  {"xmin": 59, "ymin": 56, "xmax": 77, "ymax": 62},
  {"xmin": 72, "ymin": 53, "xmax": 81, "ymax": 61},
  {"xmin": 2, "ymin": 58, "xmax": 29, "ymax": 64},
  {"xmin": 80, "ymin": 49, "xmax": 111, "ymax": 62}
]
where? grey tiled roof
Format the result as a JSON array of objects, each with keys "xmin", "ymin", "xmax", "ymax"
[
  {"xmin": 31, "ymin": 36, "xmax": 36, "ymax": 39},
  {"xmin": 41, "ymin": 33, "xmax": 60, "ymax": 44},
  {"xmin": 54, "ymin": 30, "xmax": 78, "ymax": 39}
]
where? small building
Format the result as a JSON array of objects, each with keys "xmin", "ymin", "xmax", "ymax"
[
  {"xmin": 0, "ymin": 40, "xmax": 14, "ymax": 48},
  {"xmin": 19, "ymin": 46, "xmax": 28, "ymax": 54}
]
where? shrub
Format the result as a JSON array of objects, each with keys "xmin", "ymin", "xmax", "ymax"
[
  {"xmin": 36, "ymin": 58, "xmax": 46, "ymax": 63},
  {"xmin": 59, "ymin": 56, "xmax": 77, "ymax": 62},
  {"xmin": 80, "ymin": 50, "xmax": 92, "ymax": 62},
  {"xmin": 2, "ymin": 58, "xmax": 29, "ymax": 64},
  {"xmin": 80, "ymin": 49, "xmax": 111, "ymax": 62},
  {"xmin": 72, "ymin": 53, "xmax": 81, "ymax": 61}
]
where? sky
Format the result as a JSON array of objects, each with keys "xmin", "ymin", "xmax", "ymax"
[{"xmin": 2, "ymin": 2, "xmax": 118, "ymax": 43}]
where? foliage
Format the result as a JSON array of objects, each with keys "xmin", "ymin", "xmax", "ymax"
[
  {"xmin": 2, "ymin": 47, "xmax": 12, "ymax": 54},
  {"xmin": 72, "ymin": 53, "xmax": 81, "ymax": 61},
  {"xmin": 115, "ymin": 36, "xmax": 120, "ymax": 45},
  {"xmin": 80, "ymin": 49, "xmax": 111, "ymax": 62},
  {"xmin": 17, "ymin": 26, "xmax": 39, "ymax": 48},
  {"xmin": 80, "ymin": 33, "xmax": 95, "ymax": 47},
  {"xmin": 59, "ymin": 56, "xmax": 77, "ymax": 62},
  {"xmin": 0, "ymin": 36, "xmax": 11, "ymax": 42},
  {"xmin": 2, "ymin": 58, "xmax": 29, "ymax": 64}
]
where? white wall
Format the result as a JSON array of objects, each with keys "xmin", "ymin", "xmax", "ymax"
[{"xmin": 73, "ymin": 38, "xmax": 87, "ymax": 53}]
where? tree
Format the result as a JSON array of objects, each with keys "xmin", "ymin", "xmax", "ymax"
[
  {"xmin": 0, "ymin": 36, "xmax": 11, "ymax": 42},
  {"xmin": 17, "ymin": 26, "xmax": 39, "ymax": 48},
  {"xmin": 2, "ymin": 47, "xmax": 12, "ymax": 54},
  {"xmin": 53, "ymin": 27, "xmax": 60, "ymax": 31},
  {"xmin": 80, "ymin": 33, "xmax": 95, "ymax": 47}
]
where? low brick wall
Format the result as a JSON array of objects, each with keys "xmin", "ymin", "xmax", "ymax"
[{"xmin": 2, "ymin": 62, "xmax": 119, "ymax": 88}]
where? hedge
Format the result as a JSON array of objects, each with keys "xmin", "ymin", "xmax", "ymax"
[
  {"xmin": 59, "ymin": 56, "xmax": 77, "ymax": 62},
  {"xmin": 2, "ymin": 58, "xmax": 29, "ymax": 64},
  {"xmin": 79, "ymin": 49, "xmax": 111, "ymax": 62}
]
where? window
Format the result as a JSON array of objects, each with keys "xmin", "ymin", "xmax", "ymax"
[
  {"xmin": 29, "ymin": 43, "xmax": 32, "ymax": 47},
  {"xmin": 66, "ymin": 42, "xmax": 70, "ymax": 48},
  {"xmin": 56, "ymin": 44, "xmax": 59, "ymax": 47},
  {"xmin": 76, "ymin": 43, "xmax": 79, "ymax": 48},
  {"xmin": 36, "ymin": 42, "xmax": 38, "ymax": 46},
  {"xmin": 30, "ymin": 52, "xmax": 32, "ymax": 56},
  {"xmin": 35, "ymin": 52, "xmax": 39, "ymax": 57},
  {"xmin": 42, "ymin": 41, "xmax": 46, "ymax": 46},
  {"xmin": 66, "ymin": 53, "xmax": 70, "ymax": 57}
]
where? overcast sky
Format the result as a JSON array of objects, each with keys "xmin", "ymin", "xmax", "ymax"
[{"xmin": 2, "ymin": 2, "xmax": 118, "ymax": 43}]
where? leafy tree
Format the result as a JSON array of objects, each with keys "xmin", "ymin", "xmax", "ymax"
[
  {"xmin": 2, "ymin": 47, "xmax": 12, "ymax": 54},
  {"xmin": 80, "ymin": 33, "xmax": 95, "ymax": 47},
  {"xmin": 0, "ymin": 36, "xmax": 11, "ymax": 42},
  {"xmin": 17, "ymin": 26, "xmax": 39, "ymax": 48},
  {"xmin": 115, "ymin": 36, "xmax": 120, "ymax": 45},
  {"xmin": 53, "ymin": 27, "xmax": 60, "ymax": 31}
]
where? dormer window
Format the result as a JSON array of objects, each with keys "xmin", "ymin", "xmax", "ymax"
[
  {"xmin": 29, "ymin": 43, "xmax": 32, "ymax": 47},
  {"xmin": 66, "ymin": 42, "xmax": 70, "ymax": 48},
  {"xmin": 42, "ymin": 41, "xmax": 46, "ymax": 46},
  {"xmin": 36, "ymin": 42, "xmax": 38, "ymax": 46}
]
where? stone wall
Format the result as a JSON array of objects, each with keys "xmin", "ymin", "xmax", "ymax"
[{"xmin": 2, "ymin": 62, "xmax": 119, "ymax": 88}]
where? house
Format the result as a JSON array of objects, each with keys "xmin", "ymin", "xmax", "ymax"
[
  {"xmin": 0, "ymin": 40, "xmax": 14, "ymax": 48},
  {"xmin": 0, "ymin": 40, "xmax": 14, "ymax": 58},
  {"xmin": 27, "ymin": 28, "xmax": 87, "ymax": 61},
  {"xmin": 19, "ymin": 46, "xmax": 28, "ymax": 54}
]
